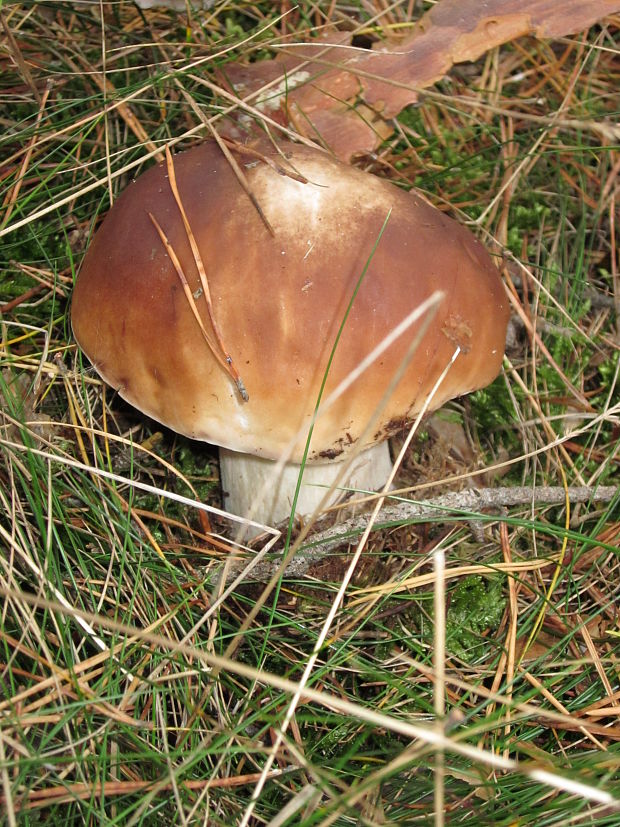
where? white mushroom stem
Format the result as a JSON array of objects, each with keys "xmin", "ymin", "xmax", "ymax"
[{"xmin": 219, "ymin": 441, "xmax": 393, "ymax": 527}]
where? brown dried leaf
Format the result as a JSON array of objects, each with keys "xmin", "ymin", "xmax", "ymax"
[
  {"xmin": 359, "ymin": 0, "xmax": 620, "ymax": 118},
  {"xmin": 222, "ymin": 0, "xmax": 619, "ymax": 159}
]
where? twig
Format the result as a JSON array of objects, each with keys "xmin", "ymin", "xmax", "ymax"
[
  {"xmin": 2, "ymin": 768, "xmax": 297, "ymax": 813},
  {"xmin": 0, "ymin": 284, "xmax": 48, "ymax": 314},
  {"xmin": 200, "ymin": 121, "xmax": 276, "ymax": 238},
  {"xmin": 234, "ymin": 485, "xmax": 618, "ymax": 582}
]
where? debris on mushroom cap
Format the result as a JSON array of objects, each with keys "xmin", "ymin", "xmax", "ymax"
[{"xmin": 71, "ymin": 139, "xmax": 509, "ymax": 463}]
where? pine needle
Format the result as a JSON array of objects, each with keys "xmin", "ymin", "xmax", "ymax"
[{"xmin": 151, "ymin": 146, "xmax": 248, "ymax": 402}]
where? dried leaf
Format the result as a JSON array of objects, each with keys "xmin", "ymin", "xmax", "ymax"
[{"xmin": 222, "ymin": 0, "xmax": 619, "ymax": 159}]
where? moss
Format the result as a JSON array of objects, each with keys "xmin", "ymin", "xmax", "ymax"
[
  {"xmin": 414, "ymin": 572, "xmax": 506, "ymax": 663},
  {"xmin": 0, "ymin": 218, "xmax": 68, "ymax": 273},
  {"xmin": 444, "ymin": 575, "xmax": 506, "ymax": 662}
]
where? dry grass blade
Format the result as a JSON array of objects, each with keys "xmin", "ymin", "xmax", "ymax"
[
  {"xmin": 0, "ymin": 9, "xmax": 41, "ymax": 105},
  {"xmin": 74, "ymin": 55, "xmax": 158, "ymax": 156},
  {"xmin": 3, "ymin": 769, "xmax": 294, "ymax": 813},
  {"xmin": 202, "ymin": 120, "xmax": 276, "ymax": 238},
  {"xmin": 221, "ymin": 137, "xmax": 309, "ymax": 184},
  {"xmin": 2, "ymin": 584, "xmax": 618, "ymax": 810},
  {"xmin": 173, "ymin": 79, "xmax": 278, "ymax": 236},
  {"xmin": 238, "ymin": 346, "xmax": 461, "ymax": 827},
  {"xmin": 433, "ymin": 543, "xmax": 446, "ymax": 827},
  {"xmin": 503, "ymin": 272, "xmax": 593, "ymax": 411},
  {"xmin": 1, "ymin": 85, "xmax": 51, "ymax": 230}
]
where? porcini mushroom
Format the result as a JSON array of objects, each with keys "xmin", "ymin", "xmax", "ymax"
[{"xmin": 71, "ymin": 139, "xmax": 509, "ymax": 525}]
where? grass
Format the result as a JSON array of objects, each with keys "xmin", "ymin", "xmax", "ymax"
[{"xmin": 1, "ymin": 1, "xmax": 619, "ymax": 824}]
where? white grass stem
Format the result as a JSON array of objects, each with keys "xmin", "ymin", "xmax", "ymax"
[
  {"xmin": 433, "ymin": 544, "xmax": 446, "ymax": 827},
  {"xmin": 0, "ymin": 438, "xmax": 278, "ymax": 536},
  {"xmin": 264, "ymin": 784, "xmax": 320, "ymax": 827},
  {"xmin": 0, "ymin": 519, "xmax": 134, "ymax": 681},
  {"xmin": 0, "ymin": 731, "xmax": 16, "ymax": 827}
]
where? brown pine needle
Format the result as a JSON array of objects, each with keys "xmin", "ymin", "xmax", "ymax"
[
  {"xmin": 162, "ymin": 145, "xmax": 248, "ymax": 401},
  {"xmin": 198, "ymin": 123, "xmax": 276, "ymax": 238},
  {"xmin": 221, "ymin": 136, "xmax": 310, "ymax": 184},
  {"xmin": 172, "ymin": 81, "xmax": 278, "ymax": 236},
  {"xmin": 4, "ymin": 768, "xmax": 293, "ymax": 813},
  {"xmin": 148, "ymin": 212, "xmax": 233, "ymax": 381}
]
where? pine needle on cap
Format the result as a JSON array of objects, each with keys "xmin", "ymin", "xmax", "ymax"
[
  {"xmin": 148, "ymin": 210, "xmax": 248, "ymax": 402},
  {"xmin": 159, "ymin": 146, "xmax": 248, "ymax": 402}
]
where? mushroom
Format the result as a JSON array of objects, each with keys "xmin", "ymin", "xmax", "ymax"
[{"xmin": 71, "ymin": 139, "xmax": 509, "ymax": 525}]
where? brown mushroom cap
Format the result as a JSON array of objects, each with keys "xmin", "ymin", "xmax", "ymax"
[{"xmin": 71, "ymin": 139, "xmax": 509, "ymax": 462}]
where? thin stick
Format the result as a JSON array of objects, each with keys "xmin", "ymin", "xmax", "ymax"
[
  {"xmin": 173, "ymin": 81, "xmax": 277, "ymax": 236},
  {"xmin": 233, "ymin": 484, "xmax": 618, "ymax": 583},
  {"xmin": 221, "ymin": 137, "xmax": 309, "ymax": 184},
  {"xmin": 200, "ymin": 120, "xmax": 276, "ymax": 238}
]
